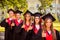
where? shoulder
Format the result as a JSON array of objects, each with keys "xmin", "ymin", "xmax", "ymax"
[
  {"xmin": 54, "ymin": 29, "xmax": 59, "ymax": 36},
  {"xmin": 54, "ymin": 29, "xmax": 59, "ymax": 33},
  {"xmin": 1, "ymin": 18, "xmax": 7, "ymax": 22},
  {"xmin": 54, "ymin": 29, "xmax": 60, "ymax": 40}
]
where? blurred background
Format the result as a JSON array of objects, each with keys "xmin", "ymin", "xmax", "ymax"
[{"xmin": 0, "ymin": 0, "xmax": 60, "ymax": 40}]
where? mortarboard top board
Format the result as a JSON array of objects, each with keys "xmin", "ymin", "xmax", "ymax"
[
  {"xmin": 23, "ymin": 10, "xmax": 32, "ymax": 16},
  {"xmin": 15, "ymin": 10, "xmax": 23, "ymax": 14},
  {"xmin": 32, "ymin": 13, "xmax": 34, "ymax": 16},
  {"xmin": 42, "ymin": 13, "xmax": 56, "ymax": 22},
  {"xmin": 34, "ymin": 12, "xmax": 42, "ymax": 17},
  {"xmin": 8, "ymin": 9, "xmax": 15, "ymax": 13}
]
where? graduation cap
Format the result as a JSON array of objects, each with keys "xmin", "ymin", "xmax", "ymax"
[
  {"xmin": 23, "ymin": 10, "xmax": 32, "ymax": 16},
  {"xmin": 32, "ymin": 14, "xmax": 34, "ymax": 16},
  {"xmin": 8, "ymin": 9, "xmax": 15, "ymax": 13},
  {"xmin": 34, "ymin": 12, "xmax": 42, "ymax": 17},
  {"xmin": 42, "ymin": 13, "xmax": 56, "ymax": 22},
  {"xmin": 15, "ymin": 10, "xmax": 22, "ymax": 14}
]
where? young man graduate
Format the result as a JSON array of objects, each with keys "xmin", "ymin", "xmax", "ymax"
[
  {"xmin": 0, "ymin": 9, "xmax": 15, "ymax": 40},
  {"xmin": 13, "ymin": 10, "xmax": 28, "ymax": 40}
]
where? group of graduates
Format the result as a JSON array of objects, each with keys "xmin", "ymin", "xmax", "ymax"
[{"xmin": 0, "ymin": 9, "xmax": 60, "ymax": 40}]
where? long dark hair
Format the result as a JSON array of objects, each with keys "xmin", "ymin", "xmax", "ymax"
[{"xmin": 34, "ymin": 17, "xmax": 41, "ymax": 28}]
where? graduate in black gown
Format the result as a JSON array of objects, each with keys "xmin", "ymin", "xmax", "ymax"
[
  {"xmin": 42, "ymin": 13, "xmax": 60, "ymax": 40},
  {"xmin": 30, "ymin": 12, "xmax": 43, "ymax": 40},
  {"xmin": 13, "ymin": 10, "xmax": 25, "ymax": 40},
  {"xmin": 22, "ymin": 10, "xmax": 33, "ymax": 40},
  {"xmin": 0, "ymin": 9, "xmax": 15, "ymax": 40}
]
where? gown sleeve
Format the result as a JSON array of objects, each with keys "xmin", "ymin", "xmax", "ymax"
[
  {"xmin": 0, "ymin": 19, "xmax": 8, "ymax": 27},
  {"xmin": 25, "ymin": 30, "xmax": 33, "ymax": 40},
  {"xmin": 14, "ymin": 22, "xmax": 23, "ymax": 33},
  {"xmin": 56, "ymin": 30, "xmax": 60, "ymax": 40}
]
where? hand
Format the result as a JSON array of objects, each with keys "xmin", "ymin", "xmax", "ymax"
[
  {"xmin": 21, "ymin": 24, "xmax": 25, "ymax": 28},
  {"xmin": 27, "ymin": 26, "xmax": 33, "ymax": 32},
  {"xmin": 5, "ymin": 19, "xmax": 8, "ymax": 23},
  {"xmin": 42, "ymin": 31, "xmax": 46, "ymax": 37},
  {"xmin": 11, "ymin": 23, "xmax": 15, "ymax": 27}
]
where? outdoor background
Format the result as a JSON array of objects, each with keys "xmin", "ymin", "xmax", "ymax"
[{"xmin": 0, "ymin": 0, "xmax": 60, "ymax": 40}]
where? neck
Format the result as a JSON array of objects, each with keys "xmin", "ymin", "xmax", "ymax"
[
  {"xmin": 17, "ymin": 18, "xmax": 20, "ymax": 20},
  {"xmin": 35, "ymin": 23, "xmax": 39, "ymax": 25},
  {"xmin": 46, "ymin": 27, "xmax": 50, "ymax": 31},
  {"xmin": 26, "ymin": 21, "xmax": 30, "ymax": 24},
  {"xmin": 9, "ymin": 17, "xmax": 13, "ymax": 18},
  {"xmin": 9, "ymin": 16, "xmax": 15, "ymax": 19}
]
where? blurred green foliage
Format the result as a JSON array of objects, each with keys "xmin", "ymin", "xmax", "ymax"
[
  {"xmin": 39, "ymin": 0, "xmax": 53, "ymax": 9},
  {"xmin": 38, "ymin": 0, "xmax": 53, "ymax": 13},
  {"xmin": 0, "ymin": 0, "xmax": 28, "ymax": 20},
  {"xmin": 0, "ymin": 0, "xmax": 28, "ymax": 12}
]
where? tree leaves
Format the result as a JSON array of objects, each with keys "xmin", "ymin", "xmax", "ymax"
[
  {"xmin": 0, "ymin": 0, "xmax": 28, "ymax": 11},
  {"xmin": 39, "ymin": 0, "xmax": 53, "ymax": 9}
]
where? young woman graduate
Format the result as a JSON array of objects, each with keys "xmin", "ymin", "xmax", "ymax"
[
  {"xmin": 30, "ymin": 12, "xmax": 43, "ymax": 40},
  {"xmin": 0, "ymin": 9, "xmax": 15, "ymax": 40},
  {"xmin": 42, "ymin": 13, "xmax": 60, "ymax": 40},
  {"xmin": 22, "ymin": 10, "xmax": 33, "ymax": 40}
]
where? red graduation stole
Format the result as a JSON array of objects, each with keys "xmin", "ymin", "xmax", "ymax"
[
  {"xmin": 24, "ymin": 24, "xmax": 30, "ymax": 31},
  {"xmin": 46, "ymin": 29, "xmax": 56, "ymax": 40},
  {"xmin": 33, "ymin": 26, "xmax": 40, "ymax": 34},
  {"xmin": 46, "ymin": 31, "xmax": 53, "ymax": 40},
  {"xmin": 6, "ymin": 18, "xmax": 15, "ymax": 28},
  {"xmin": 6, "ymin": 18, "xmax": 12, "ymax": 26},
  {"xmin": 15, "ymin": 19, "xmax": 23, "ymax": 26}
]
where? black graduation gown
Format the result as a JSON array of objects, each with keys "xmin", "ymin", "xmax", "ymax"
[
  {"xmin": 25, "ymin": 29, "xmax": 33, "ymax": 40},
  {"xmin": 43, "ymin": 30, "xmax": 60, "ymax": 40},
  {"xmin": 0, "ymin": 19, "xmax": 15, "ymax": 40},
  {"xmin": 31, "ymin": 29, "xmax": 42, "ymax": 40},
  {"xmin": 24, "ymin": 19, "xmax": 42, "ymax": 40},
  {"xmin": 55, "ymin": 30, "xmax": 60, "ymax": 40},
  {"xmin": 13, "ymin": 21, "xmax": 28, "ymax": 40},
  {"xmin": 25, "ymin": 25, "xmax": 42, "ymax": 40}
]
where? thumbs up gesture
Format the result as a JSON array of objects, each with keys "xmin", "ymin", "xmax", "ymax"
[
  {"xmin": 21, "ymin": 24, "xmax": 25, "ymax": 28},
  {"xmin": 11, "ymin": 23, "xmax": 15, "ymax": 27},
  {"xmin": 5, "ymin": 19, "xmax": 8, "ymax": 23},
  {"xmin": 27, "ymin": 26, "xmax": 33, "ymax": 32},
  {"xmin": 42, "ymin": 31, "xmax": 46, "ymax": 37}
]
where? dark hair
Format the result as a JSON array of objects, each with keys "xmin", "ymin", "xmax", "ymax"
[{"xmin": 8, "ymin": 9, "xmax": 15, "ymax": 13}]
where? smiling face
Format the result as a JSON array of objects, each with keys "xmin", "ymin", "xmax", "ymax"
[
  {"xmin": 35, "ymin": 16, "xmax": 40, "ymax": 24},
  {"xmin": 9, "ymin": 11, "xmax": 15, "ymax": 17},
  {"xmin": 45, "ymin": 18, "xmax": 52, "ymax": 28},
  {"xmin": 16, "ymin": 13, "xmax": 21, "ymax": 19},
  {"xmin": 25, "ymin": 13, "xmax": 31, "ymax": 21}
]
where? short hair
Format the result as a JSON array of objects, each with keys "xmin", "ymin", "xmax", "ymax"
[{"xmin": 8, "ymin": 9, "xmax": 15, "ymax": 13}]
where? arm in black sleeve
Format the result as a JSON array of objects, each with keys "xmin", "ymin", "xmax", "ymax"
[
  {"xmin": 0, "ymin": 19, "xmax": 8, "ymax": 27},
  {"xmin": 14, "ymin": 22, "xmax": 23, "ymax": 33},
  {"xmin": 56, "ymin": 30, "xmax": 60, "ymax": 40}
]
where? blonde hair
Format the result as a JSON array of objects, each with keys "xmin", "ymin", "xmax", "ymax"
[
  {"xmin": 23, "ymin": 13, "xmax": 32, "ymax": 25},
  {"xmin": 43, "ymin": 18, "xmax": 57, "ymax": 40}
]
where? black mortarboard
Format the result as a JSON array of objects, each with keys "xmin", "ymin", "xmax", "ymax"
[
  {"xmin": 15, "ymin": 10, "xmax": 22, "ymax": 14},
  {"xmin": 34, "ymin": 12, "xmax": 42, "ymax": 17},
  {"xmin": 8, "ymin": 9, "xmax": 15, "ymax": 13},
  {"xmin": 32, "ymin": 14, "xmax": 34, "ymax": 16},
  {"xmin": 23, "ymin": 10, "xmax": 32, "ymax": 16},
  {"xmin": 42, "ymin": 13, "xmax": 56, "ymax": 22}
]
